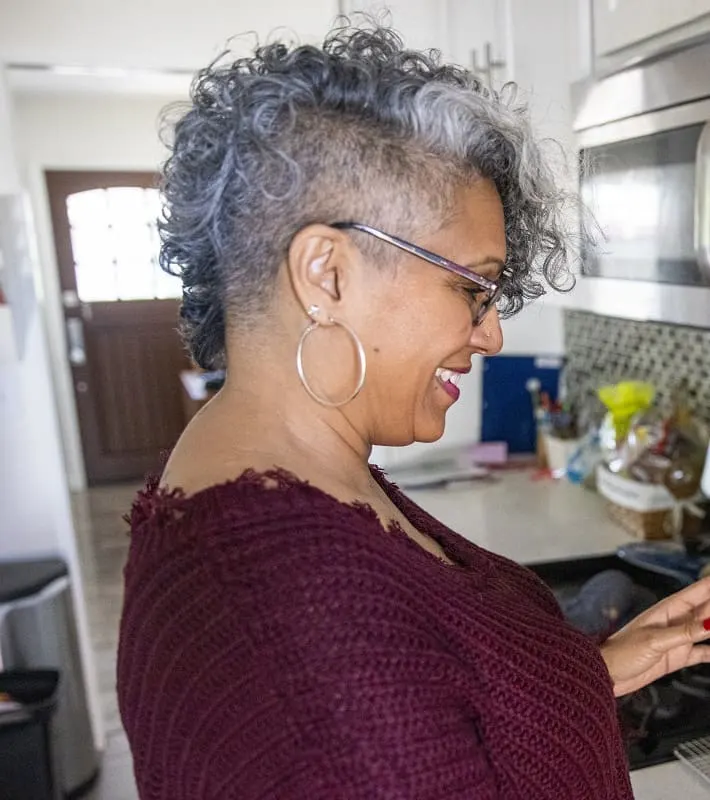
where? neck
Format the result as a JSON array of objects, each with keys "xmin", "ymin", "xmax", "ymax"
[{"xmin": 211, "ymin": 346, "xmax": 374, "ymax": 492}]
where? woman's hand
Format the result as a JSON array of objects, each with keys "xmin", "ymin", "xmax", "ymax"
[{"xmin": 600, "ymin": 576, "xmax": 710, "ymax": 697}]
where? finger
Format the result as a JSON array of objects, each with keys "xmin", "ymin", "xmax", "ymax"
[
  {"xmin": 685, "ymin": 645, "xmax": 710, "ymax": 668},
  {"xmin": 649, "ymin": 618, "xmax": 710, "ymax": 654},
  {"xmin": 663, "ymin": 576, "xmax": 710, "ymax": 609},
  {"xmin": 667, "ymin": 598, "xmax": 710, "ymax": 627},
  {"xmin": 645, "ymin": 578, "xmax": 710, "ymax": 625}
]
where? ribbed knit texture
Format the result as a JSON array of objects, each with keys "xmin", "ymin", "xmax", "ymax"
[{"xmin": 117, "ymin": 467, "xmax": 633, "ymax": 800}]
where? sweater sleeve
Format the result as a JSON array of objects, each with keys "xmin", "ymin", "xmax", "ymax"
[{"xmin": 194, "ymin": 517, "xmax": 500, "ymax": 800}]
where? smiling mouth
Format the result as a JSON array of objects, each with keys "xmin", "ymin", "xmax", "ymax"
[{"xmin": 434, "ymin": 367, "xmax": 464, "ymax": 401}]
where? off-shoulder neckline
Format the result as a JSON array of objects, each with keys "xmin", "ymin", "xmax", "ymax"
[{"xmin": 128, "ymin": 464, "xmax": 475, "ymax": 572}]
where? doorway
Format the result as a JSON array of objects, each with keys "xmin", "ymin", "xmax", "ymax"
[{"xmin": 46, "ymin": 171, "xmax": 189, "ymax": 484}]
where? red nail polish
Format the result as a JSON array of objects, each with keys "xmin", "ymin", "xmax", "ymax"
[{"xmin": 704, "ymin": 618, "xmax": 710, "ymax": 631}]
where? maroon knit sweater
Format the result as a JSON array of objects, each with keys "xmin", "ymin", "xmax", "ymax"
[{"xmin": 117, "ymin": 467, "xmax": 633, "ymax": 799}]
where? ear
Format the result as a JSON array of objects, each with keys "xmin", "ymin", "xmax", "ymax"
[{"xmin": 286, "ymin": 224, "xmax": 356, "ymax": 319}]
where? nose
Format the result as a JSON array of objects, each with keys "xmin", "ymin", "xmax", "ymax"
[{"xmin": 469, "ymin": 308, "xmax": 503, "ymax": 355}]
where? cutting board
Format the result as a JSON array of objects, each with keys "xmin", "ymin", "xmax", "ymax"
[{"xmin": 481, "ymin": 355, "xmax": 562, "ymax": 453}]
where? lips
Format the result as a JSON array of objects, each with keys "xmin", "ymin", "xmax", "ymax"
[{"xmin": 435, "ymin": 366, "xmax": 468, "ymax": 402}]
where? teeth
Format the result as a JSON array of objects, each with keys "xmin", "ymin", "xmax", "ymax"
[{"xmin": 435, "ymin": 368, "xmax": 462, "ymax": 386}]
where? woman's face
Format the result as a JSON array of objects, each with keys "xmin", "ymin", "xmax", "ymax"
[{"xmin": 360, "ymin": 178, "xmax": 506, "ymax": 446}]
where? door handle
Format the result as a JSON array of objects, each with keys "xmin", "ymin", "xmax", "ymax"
[{"xmin": 66, "ymin": 317, "xmax": 87, "ymax": 366}]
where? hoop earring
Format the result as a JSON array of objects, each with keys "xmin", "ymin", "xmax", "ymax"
[{"xmin": 296, "ymin": 316, "xmax": 367, "ymax": 407}]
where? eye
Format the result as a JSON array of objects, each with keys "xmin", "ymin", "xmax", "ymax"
[{"xmin": 463, "ymin": 286, "xmax": 485, "ymax": 305}]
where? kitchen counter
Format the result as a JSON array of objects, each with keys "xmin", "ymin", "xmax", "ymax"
[
  {"xmin": 630, "ymin": 761, "xmax": 710, "ymax": 799},
  {"xmin": 403, "ymin": 469, "xmax": 631, "ymax": 564},
  {"xmin": 403, "ymin": 470, "xmax": 710, "ymax": 800}
]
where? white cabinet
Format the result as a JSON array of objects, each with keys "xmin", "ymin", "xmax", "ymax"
[
  {"xmin": 445, "ymin": 0, "xmax": 509, "ymax": 85},
  {"xmin": 593, "ymin": 0, "xmax": 710, "ymax": 57},
  {"xmin": 341, "ymin": 0, "xmax": 448, "ymax": 53},
  {"xmin": 445, "ymin": 0, "xmax": 581, "ymax": 147},
  {"xmin": 349, "ymin": 0, "xmax": 510, "ymax": 86}
]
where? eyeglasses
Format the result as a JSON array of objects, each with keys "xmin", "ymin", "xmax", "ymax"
[{"xmin": 331, "ymin": 222, "xmax": 505, "ymax": 326}]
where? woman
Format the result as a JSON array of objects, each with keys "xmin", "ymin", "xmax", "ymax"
[{"xmin": 118, "ymin": 23, "xmax": 710, "ymax": 799}]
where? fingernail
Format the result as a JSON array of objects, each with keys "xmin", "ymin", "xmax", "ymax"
[{"xmin": 703, "ymin": 618, "xmax": 710, "ymax": 631}]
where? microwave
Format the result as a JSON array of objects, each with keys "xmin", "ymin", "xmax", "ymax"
[{"xmin": 571, "ymin": 40, "xmax": 710, "ymax": 327}]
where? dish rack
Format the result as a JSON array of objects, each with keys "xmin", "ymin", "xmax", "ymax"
[{"xmin": 675, "ymin": 736, "xmax": 710, "ymax": 786}]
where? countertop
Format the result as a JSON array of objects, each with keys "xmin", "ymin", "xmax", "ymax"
[
  {"xmin": 404, "ymin": 469, "xmax": 630, "ymax": 564},
  {"xmin": 629, "ymin": 761, "xmax": 710, "ymax": 800},
  {"xmin": 403, "ymin": 470, "xmax": 710, "ymax": 800}
]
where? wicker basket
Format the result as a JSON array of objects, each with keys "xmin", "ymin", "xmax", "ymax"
[
  {"xmin": 603, "ymin": 500, "xmax": 672, "ymax": 540},
  {"xmin": 596, "ymin": 466, "xmax": 675, "ymax": 540}
]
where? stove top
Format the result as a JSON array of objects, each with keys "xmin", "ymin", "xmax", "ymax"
[{"xmin": 621, "ymin": 663, "xmax": 710, "ymax": 769}]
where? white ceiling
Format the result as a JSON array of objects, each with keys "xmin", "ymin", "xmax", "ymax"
[{"xmin": 1, "ymin": 0, "xmax": 338, "ymax": 73}]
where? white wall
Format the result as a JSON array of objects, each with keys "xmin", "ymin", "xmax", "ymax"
[
  {"xmin": 14, "ymin": 91, "xmax": 181, "ymax": 490},
  {"xmin": 0, "ymin": 72, "xmax": 103, "ymax": 747}
]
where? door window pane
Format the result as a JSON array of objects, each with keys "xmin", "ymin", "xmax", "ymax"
[{"xmin": 66, "ymin": 186, "xmax": 181, "ymax": 301}]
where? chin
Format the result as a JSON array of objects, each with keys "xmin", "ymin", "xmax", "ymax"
[
  {"xmin": 413, "ymin": 417, "xmax": 447, "ymax": 444},
  {"xmin": 415, "ymin": 429, "xmax": 445, "ymax": 444},
  {"xmin": 374, "ymin": 423, "xmax": 445, "ymax": 447},
  {"xmin": 373, "ymin": 408, "xmax": 447, "ymax": 447}
]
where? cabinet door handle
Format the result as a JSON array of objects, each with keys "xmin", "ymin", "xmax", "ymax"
[
  {"xmin": 695, "ymin": 121, "xmax": 710, "ymax": 282},
  {"xmin": 471, "ymin": 42, "xmax": 506, "ymax": 88}
]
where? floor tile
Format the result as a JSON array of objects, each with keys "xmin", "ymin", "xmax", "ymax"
[{"xmin": 73, "ymin": 483, "xmax": 141, "ymax": 800}]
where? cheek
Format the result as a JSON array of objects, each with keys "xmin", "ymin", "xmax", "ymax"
[
  {"xmin": 421, "ymin": 297, "xmax": 472, "ymax": 349},
  {"xmin": 363, "ymin": 280, "xmax": 470, "ymax": 369}
]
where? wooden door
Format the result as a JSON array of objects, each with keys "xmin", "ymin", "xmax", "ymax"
[{"xmin": 46, "ymin": 171, "xmax": 189, "ymax": 484}]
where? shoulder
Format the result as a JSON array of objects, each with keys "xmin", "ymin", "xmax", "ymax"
[
  {"xmin": 122, "ymin": 470, "xmax": 456, "ymax": 697},
  {"xmin": 125, "ymin": 467, "xmax": 424, "ymax": 597},
  {"xmin": 120, "ymin": 473, "xmax": 499, "ymax": 800}
]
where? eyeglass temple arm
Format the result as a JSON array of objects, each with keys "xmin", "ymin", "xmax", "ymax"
[{"xmin": 332, "ymin": 221, "xmax": 499, "ymax": 292}]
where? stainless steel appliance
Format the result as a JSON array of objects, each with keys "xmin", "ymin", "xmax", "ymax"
[
  {"xmin": 0, "ymin": 559, "xmax": 99, "ymax": 797},
  {"xmin": 572, "ymin": 39, "xmax": 710, "ymax": 328}
]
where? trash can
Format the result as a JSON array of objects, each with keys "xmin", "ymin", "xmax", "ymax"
[
  {"xmin": 0, "ymin": 559, "xmax": 99, "ymax": 797},
  {"xmin": 0, "ymin": 669, "xmax": 61, "ymax": 800}
]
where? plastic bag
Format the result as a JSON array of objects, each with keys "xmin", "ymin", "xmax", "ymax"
[{"xmin": 598, "ymin": 381, "xmax": 655, "ymax": 470}]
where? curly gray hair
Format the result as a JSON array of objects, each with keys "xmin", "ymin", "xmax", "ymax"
[{"xmin": 160, "ymin": 21, "xmax": 583, "ymax": 369}]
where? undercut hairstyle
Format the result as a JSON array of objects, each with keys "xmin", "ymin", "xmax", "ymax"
[{"xmin": 160, "ymin": 21, "xmax": 586, "ymax": 368}]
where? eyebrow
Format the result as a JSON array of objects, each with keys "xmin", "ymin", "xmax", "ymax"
[{"xmin": 463, "ymin": 258, "xmax": 507, "ymax": 279}]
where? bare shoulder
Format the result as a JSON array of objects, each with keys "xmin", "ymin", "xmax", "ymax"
[{"xmin": 159, "ymin": 410, "xmax": 268, "ymax": 498}]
